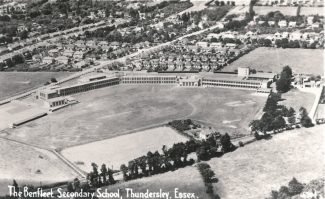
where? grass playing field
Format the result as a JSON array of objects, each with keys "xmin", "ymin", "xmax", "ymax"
[
  {"xmin": 223, "ymin": 47, "xmax": 324, "ymax": 75},
  {"xmin": 2, "ymin": 85, "xmax": 266, "ymax": 149},
  {"xmin": 253, "ymin": 6, "xmax": 324, "ymax": 16},
  {"xmin": 61, "ymin": 127, "xmax": 188, "ymax": 172},
  {"xmin": 0, "ymin": 72, "xmax": 73, "ymax": 101},
  {"xmin": 279, "ymin": 88, "xmax": 315, "ymax": 112},
  {"xmin": 209, "ymin": 125, "xmax": 324, "ymax": 199},
  {"xmin": 0, "ymin": 138, "xmax": 76, "ymax": 196}
]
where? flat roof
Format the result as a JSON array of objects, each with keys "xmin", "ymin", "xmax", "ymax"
[{"xmin": 249, "ymin": 72, "xmax": 277, "ymax": 79}]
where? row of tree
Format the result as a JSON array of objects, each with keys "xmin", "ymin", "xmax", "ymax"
[
  {"xmin": 267, "ymin": 177, "xmax": 304, "ymax": 199},
  {"xmin": 250, "ymin": 91, "xmax": 296, "ymax": 138},
  {"xmin": 197, "ymin": 163, "xmax": 220, "ymax": 198}
]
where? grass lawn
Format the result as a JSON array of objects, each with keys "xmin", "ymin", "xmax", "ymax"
[
  {"xmin": 2, "ymin": 85, "xmax": 266, "ymax": 149},
  {"xmin": 61, "ymin": 127, "xmax": 188, "ymax": 172},
  {"xmin": 279, "ymin": 88, "xmax": 316, "ymax": 112},
  {"xmin": 0, "ymin": 138, "xmax": 76, "ymax": 196},
  {"xmin": 223, "ymin": 47, "xmax": 324, "ymax": 75},
  {"xmin": 99, "ymin": 166, "xmax": 210, "ymax": 199},
  {"xmin": 208, "ymin": 125, "xmax": 324, "ymax": 199},
  {"xmin": 253, "ymin": 6, "xmax": 324, "ymax": 16},
  {"xmin": 0, "ymin": 72, "xmax": 73, "ymax": 101}
]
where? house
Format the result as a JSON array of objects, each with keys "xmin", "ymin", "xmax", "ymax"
[
  {"xmin": 248, "ymin": 21, "xmax": 256, "ymax": 26},
  {"xmin": 184, "ymin": 61, "xmax": 192, "ymax": 69},
  {"xmin": 200, "ymin": 55, "xmax": 209, "ymax": 62},
  {"xmin": 62, "ymin": 50, "xmax": 74, "ymax": 57},
  {"xmin": 312, "ymin": 22, "xmax": 320, "ymax": 28},
  {"xmin": 56, "ymin": 56, "xmax": 69, "ymax": 64},
  {"xmin": 196, "ymin": 41, "xmax": 209, "ymax": 48},
  {"xmin": 221, "ymin": 31, "xmax": 238, "ymax": 39},
  {"xmin": 210, "ymin": 42, "xmax": 223, "ymax": 49},
  {"xmin": 258, "ymin": 20, "xmax": 266, "ymax": 25},
  {"xmin": 288, "ymin": 21, "xmax": 297, "ymax": 27},
  {"xmin": 101, "ymin": 45, "xmax": 111, "ymax": 52},
  {"xmin": 268, "ymin": 20, "xmax": 275, "ymax": 26},
  {"xmin": 42, "ymin": 56, "xmax": 54, "ymax": 64},
  {"xmin": 167, "ymin": 61, "xmax": 175, "ymax": 71},
  {"xmin": 278, "ymin": 20, "xmax": 287, "ymax": 28},
  {"xmin": 225, "ymin": 43, "xmax": 237, "ymax": 48},
  {"xmin": 98, "ymin": 41, "xmax": 109, "ymax": 47},
  {"xmin": 207, "ymin": 33, "xmax": 221, "ymax": 40},
  {"xmin": 48, "ymin": 49, "xmax": 59, "ymax": 57},
  {"xmin": 7, "ymin": 43, "xmax": 21, "ymax": 51},
  {"xmin": 86, "ymin": 40, "xmax": 96, "ymax": 47},
  {"xmin": 142, "ymin": 60, "xmax": 151, "ymax": 69},
  {"xmin": 282, "ymin": 32, "xmax": 289, "ymax": 38},
  {"xmin": 32, "ymin": 54, "xmax": 42, "ymax": 62},
  {"xmin": 192, "ymin": 61, "xmax": 201, "ymax": 70},
  {"xmin": 110, "ymin": 42, "xmax": 120, "ymax": 50},
  {"xmin": 150, "ymin": 59, "xmax": 159, "ymax": 69},
  {"xmin": 307, "ymin": 16, "xmax": 314, "ymax": 25},
  {"xmin": 73, "ymin": 51, "xmax": 85, "ymax": 60},
  {"xmin": 175, "ymin": 61, "xmax": 184, "ymax": 71},
  {"xmin": 75, "ymin": 40, "xmax": 85, "ymax": 46},
  {"xmin": 133, "ymin": 61, "xmax": 142, "ymax": 71},
  {"xmin": 74, "ymin": 60, "xmax": 88, "ymax": 69},
  {"xmin": 201, "ymin": 62, "xmax": 210, "ymax": 72},
  {"xmin": 245, "ymin": 31, "xmax": 257, "ymax": 38},
  {"xmin": 210, "ymin": 56, "xmax": 218, "ymax": 63},
  {"xmin": 274, "ymin": 32, "xmax": 282, "ymax": 39},
  {"xmin": 215, "ymin": 22, "xmax": 225, "ymax": 29},
  {"xmin": 289, "ymin": 32, "xmax": 302, "ymax": 41}
]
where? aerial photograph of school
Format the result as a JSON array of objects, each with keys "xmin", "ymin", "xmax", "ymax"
[{"xmin": 0, "ymin": 0, "xmax": 324, "ymax": 198}]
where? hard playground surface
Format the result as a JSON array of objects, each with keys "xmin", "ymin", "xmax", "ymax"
[
  {"xmin": 0, "ymin": 100, "xmax": 47, "ymax": 130},
  {"xmin": 1, "ymin": 85, "xmax": 266, "ymax": 149}
]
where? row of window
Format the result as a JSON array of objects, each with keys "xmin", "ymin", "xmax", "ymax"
[
  {"xmin": 122, "ymin": 81, "xmax": 176, "ymax": 84},
  {"xmin": 203, "ymin": 83, "xmax": 259, "ymax": 89},
  {"xmin": 203, "ymin": 79, "xmax": 261, "ymax": 85},
  {"xmin": 122, "ymin": 77, "xmax": 177, "ymax": 81}
]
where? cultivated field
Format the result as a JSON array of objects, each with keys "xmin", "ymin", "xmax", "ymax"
[
  {"xmin": 223, "ymin": 47, "xmax": 324, "ymax": 75},
  {"xmin": 62, "ymin": 127, "xmax": 188, "ymax": 172},
  {"xmin": 254, "ymin": 6, "xmax": 324, "ymax": 16},
  {"xmin": 100, "ymin": 166, "xmax": 210, "ymax": 199},
  {"xmin": 2, "ymin": 85, "xmax": 266, "ymax": 149},
  {"xmin": 0, "ymin": 138, "xmax": 76, "ymax": 196},
  {"xmin": 0, "ymin": 72, "xmax": 73, "ymax": 101},
  {"xmin": 209, "ymin": 125, "xmax": 325, "ymax": 199}
]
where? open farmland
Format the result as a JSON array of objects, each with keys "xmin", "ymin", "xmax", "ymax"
[
  {"xmin": 0, "ymin": 72, "xmax": 73, "ymax": 101},
  {"xmin": 99, "ymin": 166, "xmax": 210, "ymax": 199},
  {"xmin": 2, "ymin": 85, "xmax": 265, "ymax": 149},
  {"xmin": 0, "ymin": 138, "xmax": 76, "ymax": 196},
  {"xmin": 208, "ymin": 125, "xmax": 324, "ymax": 199},
  {"xmin": 223, "ymin": 47, "xmax": 324, "ymax": 75},
  {"xmin": 61, "ymin": 127, "xmax": 188, "ymax": 172},
  {"xmin": 253, "ymin": 6, "xmax": 324, "ymax": 16}
]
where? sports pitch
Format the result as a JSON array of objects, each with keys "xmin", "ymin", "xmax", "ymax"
[
  {"xmin": 223, "ymin": 47, "xmax": 324, "ymax": 76},
  {"xmin": 0, "ymin": 72, "xmax": 73, "ymax": 101},
  {"xmin": 61, "ymin": 127, "xmax": 188, "ymax": 172},
  {"xmin": 3, "ymin": 85, "xmax": 266, "ymax": 149}
]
